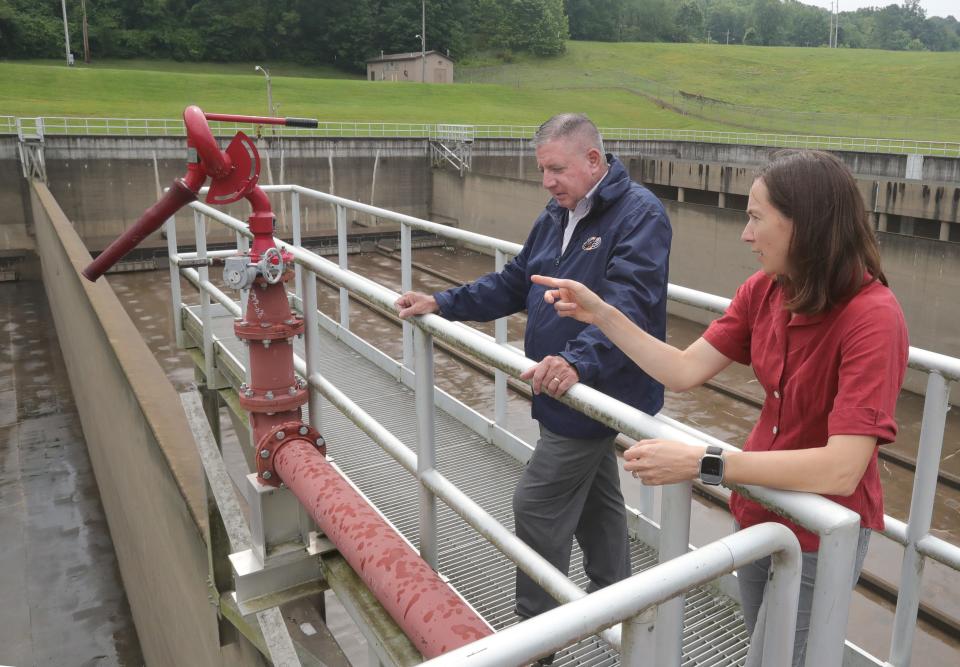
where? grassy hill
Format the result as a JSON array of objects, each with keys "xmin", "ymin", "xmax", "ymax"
[
  {"xmin": 0, "ymin": 58, "xmax": 721, "ymax": 131},
  {"xmin": 2, "ymin": 42, "xmax": 959, "ymax": 141},
  {"xmin": 459, "ymin": 42, "xmax": 960, "ymax": 140}
]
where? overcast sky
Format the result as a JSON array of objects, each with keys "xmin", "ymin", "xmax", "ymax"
[{"xmin": 802, "ymin": 1, "xmax": 957, "ymax": 19}]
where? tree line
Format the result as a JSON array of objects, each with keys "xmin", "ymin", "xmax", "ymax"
[
  {"xmin": 569, "ymin": 0, "xmax": 960, "ymax": 51},
  {"xmin": 0, "ymin": 0, "xmax": 957, "ymax": 70}
]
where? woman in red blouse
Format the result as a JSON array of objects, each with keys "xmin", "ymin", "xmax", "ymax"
[{"xmin": 531, "ymin": 150, "xmax": 909, "ymax": 666}]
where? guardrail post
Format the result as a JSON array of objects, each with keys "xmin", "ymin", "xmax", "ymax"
[
  {"xmin": 194, "ymin": 210, "xmax": 218, "ymax": 387},
  {"xmin": 336, "ymin": 204, "xmax": 350, "ymax": 331},
  {"xmin": 636, "ymin": 484, "xmax": 655, "ymax": 520},
  {"xmin": 656, "ymin": 482, "xmax": 692, "ymax": 666},
  {"xmin": 414, "ymin": 326, "xmax": 439, "ymax": 569},
  {"xmin": 888, "ymin": 371, "xmax": 951, "ymax": 667},
  {"xmin": 762, "ymin": 542, "xmax": 803, "ymax": 667},
  {"xmin": 236, "ymin": 228, "xmax": 250, "ymax": 314},
  {"xmin": 804, "ymin": 515, "xmax": 860, "ymax": 667},
  {"xmin": 494, "ymin": 249, "xmax": 508, "ymax": 427},
  {"xmin": 165, "ymin": 213, "xmax": 185, "ymax": 348},
  {"xmin": 302, "ymin": 270, "xmax": 323, "ymax": 434},
  {"xmin": 621, "ymin": 606, "xmax": 656, "ymax": 667},
  {"xmin": 292, "ymin": 191, "xmax": 303, "ymax": 308},
  {"xmin": 401, "ymin": 222, "xmax": 414, "ymax": 370}
]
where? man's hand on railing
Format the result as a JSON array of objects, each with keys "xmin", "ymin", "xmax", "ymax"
[
  {"xmin": 519, "ymin": 355, "xmax": 579, "ymax": 398},
  {"xmin": 395, "ymin": 291, "xmax": 440, "ymax": 319}
]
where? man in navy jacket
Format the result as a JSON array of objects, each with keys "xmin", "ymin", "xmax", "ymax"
[{"xmin": 396, "ymin": 114, "xmax": 671, "ymax": 650}]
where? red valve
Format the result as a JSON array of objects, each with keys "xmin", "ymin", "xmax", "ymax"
[{"xmin": 82, "ymin": 106, "xmax": 318, "ymax": 281}]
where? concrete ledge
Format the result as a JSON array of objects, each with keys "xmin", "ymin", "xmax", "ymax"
[{"xmin": 28, "ymin": 180, "xmax": 263, "ymax": 666}]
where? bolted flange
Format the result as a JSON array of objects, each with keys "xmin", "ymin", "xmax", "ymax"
[
  {"xmin": 238, "ymin": 384, "xmax": 307, "ymax": 414},
  {"xmin": 255, "ymin": 421, "xmax": 326, "ymax": 487},
  {"xmin": 234, "ymin": 314, "xmax": 304, "ymax": 342}
]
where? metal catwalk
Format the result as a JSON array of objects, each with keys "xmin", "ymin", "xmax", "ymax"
[{"xmin": 183, "ymin": 301, "xmax": 750, "ymax": 666}]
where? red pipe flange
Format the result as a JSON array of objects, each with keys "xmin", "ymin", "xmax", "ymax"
[
  {"xmin": 255, "ymin": 421, "xmax": 326, "ymax": 487},
  {"xmin": 234, "ymin": 313, "xmax": 304, "ymax": 341},
  {"xmin": 238, "ymin": 378, "xmax": 309, "ymax": 414}
]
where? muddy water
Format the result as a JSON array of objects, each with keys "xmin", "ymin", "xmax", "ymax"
[
  {"xmin": 0, "ymin": 281, "xmax": 143, "ymax": 666},
  {"xmin": 102, "ymin": 244, "xmax": 960, "ymax": 666}
]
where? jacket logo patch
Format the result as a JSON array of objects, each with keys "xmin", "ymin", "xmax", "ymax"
[{"xmin": 582, "ymin": 236, "xmax": 602, "ymax": 251}]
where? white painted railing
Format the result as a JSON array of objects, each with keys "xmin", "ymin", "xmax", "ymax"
[
  {"xmin": 6, "ymin": 116, "xmax": 959, "ymax": 157},
  {"xmin": 161, "ymin": 183, "xmax": 960, "ymax": 667}
]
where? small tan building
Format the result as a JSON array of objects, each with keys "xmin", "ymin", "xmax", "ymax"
[{"xmin": 366, "ymin": 51, "xmax": 454, "ymax": 84}]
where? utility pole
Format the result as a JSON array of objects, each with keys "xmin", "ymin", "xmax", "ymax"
[
  {"xmin": 60, "ymin": 0, "xmax": 73, "ymax": 66},
  {"xmin": 81, "ymin": 0, "xmax": 90, "ymax": 63},
  {"xmin": 829, "ymin": 1, "xmax": 840, "ymax": 48},
  {"xmin": 829, "ymin": 2, "xmax": 833, "ymax": 47},
  {"xmin": 834, "ymin": 1, "xmax": 840, "ymax": 48},
  {"xmin": 421, "ymin": 0, "xmax": 426, "ymax": 83}
]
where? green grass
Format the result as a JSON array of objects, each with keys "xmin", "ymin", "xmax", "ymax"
[
  {"xmin": 459, "ymin": 42, "xmax": 960, "ymax": 140},
  {"xmin": 0, "ymin": 58, "xmax": 721, "ymax": 130},
  {"xmin": 12, "ymin": 58, "xmax": 363, "ymax": 79},
  {"xmin": 2, "ymin": 43, "xmax": 959, "ymax": 141}
]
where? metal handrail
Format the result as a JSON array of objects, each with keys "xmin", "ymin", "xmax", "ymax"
[
  {"xmin": 418, "ymin": 523, "xmax": 801, "ymax": 667},
  {"xmin": 434, "ymin": 124, "xmax": 475, "ymax": 142},
  {"xmin": 259, "ymin": 185, "xmax": 960, "ymax": 382},
  {"xmin": 4, "ymin": 116, "xmax": 958, "ymax": 156},
  {"xmin": 185, "ymin": 195, "xmax": 862, "ymax": 667},
  {"xmin": 172, "ymin": 185, "xmax": 958, "ymax": 667}
]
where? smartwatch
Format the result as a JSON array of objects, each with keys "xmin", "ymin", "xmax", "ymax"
[{"xmin": 698, "ymin": 445, "xmax": 725, "ymax": 486}]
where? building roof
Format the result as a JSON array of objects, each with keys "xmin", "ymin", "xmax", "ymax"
[{"xmin": 366, "ymin": 50, "xmax": 454, "ymax": 64}]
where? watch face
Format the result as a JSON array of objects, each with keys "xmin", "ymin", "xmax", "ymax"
[{"xmin": 700, "ymin": 455, "xmax": 724, "ymax": 485}]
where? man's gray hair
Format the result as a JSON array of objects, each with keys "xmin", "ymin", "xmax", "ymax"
[{"xmin": 532, "ymin": 113, "xmax": 605, "ymax": 155}]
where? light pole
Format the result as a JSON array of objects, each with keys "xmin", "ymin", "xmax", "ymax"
[
  {"xmin": 254, "ymin": 65, "xmax": 273, "ymax": 117},
  {"xmin": 419, "ymin": 0, "xmax": 426, "ymax": 82},
  {"xmin": 60, "ymin": 0, "xmax": 73, "ymax": 66}
]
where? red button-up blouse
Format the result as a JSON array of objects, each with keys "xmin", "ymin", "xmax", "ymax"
[{"xmin": 703, "ymin": 271, "xmax": 909, "ymax": 551}]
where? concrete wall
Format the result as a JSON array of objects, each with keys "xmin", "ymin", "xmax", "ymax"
[
  {"xmin": 4, "ymin": 136, "xmax": 957, "ymax": 252},
  {"xmin": 432, "ymin": 168, "xmax": 546, "ymax": 245},
  {"xmin": 29, "ymin": 136, "xmax": 431, "ymax": 252},
  {"xmin": 29, "ymin": 181, "xmax": 264, "ymax": 667},
  {"xmin": 6, "ymin": 135, "xmax": 958, "ymax": 361},
  {"xmin": 0, "ymin": 138, "xmax": 34, "ymax": 252}
]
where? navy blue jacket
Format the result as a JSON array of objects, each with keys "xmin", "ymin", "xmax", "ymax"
[{"xmin": 434, "ymin": 156, "xmax": 671, "ymax": 439}]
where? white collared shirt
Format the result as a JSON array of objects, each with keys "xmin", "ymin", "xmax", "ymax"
[{"xmin": 562, "ymin": 170, "xmax": 608, "ymax": 253}]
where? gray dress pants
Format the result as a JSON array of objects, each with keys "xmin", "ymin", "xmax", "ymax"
[
  {"xmin": 740, "ymin": 525, "xmax": 872, "ymax": 667},
  {"xmin": 513, "ymin": 425, "xmax": 632, "ymax": 618}
]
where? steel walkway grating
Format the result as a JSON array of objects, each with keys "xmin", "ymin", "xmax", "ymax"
[{"xmin": 186, "ymin": 304, "xmax": 750, "ymax": 665}]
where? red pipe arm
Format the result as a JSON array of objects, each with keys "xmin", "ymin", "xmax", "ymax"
[
  {"xmin": 205, "ymin": 112, "xmax": 318, "ymax": 128},
  {"xmin": 244, "ymin": 186, "xmax": 277, "ymax": 257},
  {"xmin": 82, "ymin": 175, "xmax": 201, "ymax": 281},
  {"xmin": 183, "ymin": 105, "xmax": 231, "ymax": 179},
  {"xmin": 273, "ymin": 439, "xmax": 493, "ymax": 658}
]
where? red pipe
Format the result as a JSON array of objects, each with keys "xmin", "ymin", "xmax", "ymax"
[
  {"xmin": 244, "ymin": 186, "xmax": 277, "ymax": 258},
  {"xmin": 183, "ymin": 105, "xmax": 231, "ymax": 178},
  {"xmin": 204, "ymin": 112, "xmax": 319, "ymax": 129},
  {"xmin": 82, "ymin": 102, "xmax": 484, "ymax": 658},
  {"xmin": 205, "ymin": 112, "xmax": 287, "ymax": 125},
  {"xmin": 273, "ymin": 439, "xmax": 493, "ymax": 658},
  {"xmin": 82, "ymin": 174, "xmax": 201, "ymax": 281}
]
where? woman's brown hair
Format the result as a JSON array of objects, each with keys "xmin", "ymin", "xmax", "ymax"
[{"xmin": 757, "ymin": 150, "xmax": 887, "ymax": 315}]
